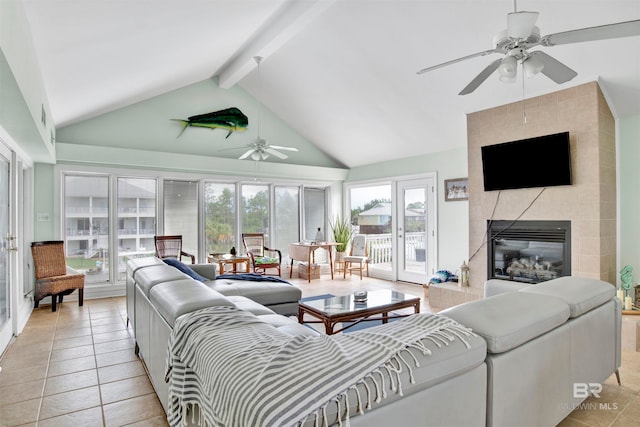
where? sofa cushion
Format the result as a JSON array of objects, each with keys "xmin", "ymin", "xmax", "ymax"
[
  {"xmin": 150, "ymin": 280, "xmax": 233, "ymax": 327},
  {"xmin": 484, "ymin": 279, "xmax": 531, "ymax": 297},
  {"xmin": 519, "ymin": 276, "xmax": 615, "ymax": 318},
  {"xmin": 162, "ymin": 258, "xmax": 207, "ymax": 282},
  {"xmin": 134, "ymin": 264, "xmax": 188, "ymax": 297},
  {"xmin": 441, "ymin": 292, "xmax": 570, "ymax": 353},
  {"xmin": 127, "ymin": 257, "xmax": 164, "ymax": 277},
  {"xmin": 208, "ymin": 279, "xmax": 301, "ymax": 306},
  {"xmin": 226, "ymin": 295, "xmax": 276, "ymax": 316}
]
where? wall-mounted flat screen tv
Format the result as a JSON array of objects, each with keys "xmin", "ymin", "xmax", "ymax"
[{"xmin": 481, "ymin": 132, "xmax": 572, "ymax": 191}]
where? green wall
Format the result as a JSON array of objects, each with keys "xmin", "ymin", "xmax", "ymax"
[
  {"xmin": 618, "ymin": 114, "xmax": 640, "ymax": 285},
  {"xmin": 347, "ymin": 147, "xmax": 469, "ymax": 273},
  {"xmin": 57, "ymin": 78, "xmax": 343, "ymax": 169}
]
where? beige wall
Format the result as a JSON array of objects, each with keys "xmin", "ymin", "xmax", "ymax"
[{"xmin": 466, "ymin": 81, "xmax": 616, "ymax": 291}]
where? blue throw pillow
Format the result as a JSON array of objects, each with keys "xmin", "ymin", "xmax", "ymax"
[
  {"xmin": 162, "ymin": 258, "xmax": 207, "ymax": 283},
  {"xmin": 429, "ymin": 269, "xmax": 454, "ymax": 284}
]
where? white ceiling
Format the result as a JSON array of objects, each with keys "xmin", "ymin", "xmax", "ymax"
[{"xmin": 21, "ymin": 0, "xmax": 640, "ymax": 168}]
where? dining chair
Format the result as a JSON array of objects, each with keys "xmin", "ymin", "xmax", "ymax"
[
  {"xmin": 242, "ymin": 233, "xmax": 282, "ymax": 276},
  {"xmin": 343, "ymin": 234, "xmax": 369, "ymax": 279},
  {"xmin": 154, "ymin": 235, "xmax": 195, "ymax": 264}
]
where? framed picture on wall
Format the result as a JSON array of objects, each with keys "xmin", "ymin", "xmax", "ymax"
[{"xmin": 444, "ymin": 177, "xmax": 469, "ymax": 201}]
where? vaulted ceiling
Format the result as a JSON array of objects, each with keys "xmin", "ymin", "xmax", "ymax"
[{"xmin": 20, "ymin": 0, "xmax": 640, "ymax": 168}]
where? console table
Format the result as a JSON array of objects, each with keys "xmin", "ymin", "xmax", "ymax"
[{"xmin": 289, "ymin": 242, "xmax": 339, "ymax": 282}]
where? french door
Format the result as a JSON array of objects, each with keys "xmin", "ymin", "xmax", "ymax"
[
  {"xmin": 397, "ymin": 177, "xmax": 435, "ymax": 284},
  {"xmin": 0, "ymin": 144, "xmax": 12, "ymax": 353}
]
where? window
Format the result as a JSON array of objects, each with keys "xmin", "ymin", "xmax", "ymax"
[
  {"xmin": 241, "ymin": 184, "xmax": 270, "ymax": 243},
  {"xmin": 63, "ymin": 174, "xmax": 110, "ymax": 284},
  {"xmin": 275, "ymin": 186, "xmax": 299, "ymax": 259},
  {"xmin": 117, "ymin": 178, "xmax": 156, "ymax": 281},
  {"xmin": 204, "ymin": 182, "xmax": 236, "ymax": 255},
  {"xmin": 303, "ymin": 188, "xmax": 326, "ymax": 241},
  {"xmin": 59, "ymin": 166, "xmax": 332, "ymax": 286},
  {"xmin": 163, "ymin": 180, "xmax": 199, "ymax": 260}
]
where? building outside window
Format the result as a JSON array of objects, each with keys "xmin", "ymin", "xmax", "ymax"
[
  {"xmin": 117, "ymin": 178, "xmax": 157, "ymax": 281},
  {"xmin": 63, "ymin": 174, "xmax": 110, "ymax": 284}
]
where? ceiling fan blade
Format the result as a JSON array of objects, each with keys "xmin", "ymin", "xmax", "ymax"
[
  {"xmin": 265, "ymin": 148, "xmax": 288, "ymax": 159},
  {"xmin": 541, "ymin": 19, "xmax": 640, "ymax": 46},
  {"xmin": 531, "ymin": 51, "xmax": 577, "ymax": 84},
  {"xmin": 238, "ymin": 149, "xmax": 255, "ymax": 160},
  {"xmin": 507, "ymin": 11, "xmax": 539, "ymax": 39},
  {"xmin": 218, "ymin": 146, "xmax": 247, "ymax": 152},
  {"xmin": 417, "ymin": 49, "xmax": 500, "ymax": 74},
  {"xmin": 269, "ymin": 145, "xmax": 298, "ymax": 151},
  {"xmin": 458, "ymin": 58, "xmax": 503, "ymax": 95}
]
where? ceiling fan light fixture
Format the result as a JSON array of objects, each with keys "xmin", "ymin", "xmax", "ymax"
[
  {"xmin": 498, "ymin": 56, "xmax": 518, "ymax": 81},
  {"xmin": 523, "ymin": 54, "xmax": 545, "ymax": 77},
  {"xmin": 251, "ymin": 151, "xmax": 261, "ymax": 161}
]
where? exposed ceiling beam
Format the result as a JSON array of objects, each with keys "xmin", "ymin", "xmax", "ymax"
[{"xmin": 217, "ymin": 0, "xmax": 336, "ymax": 89}]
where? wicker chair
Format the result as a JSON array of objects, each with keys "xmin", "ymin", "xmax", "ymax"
[
  {"xmin": 31, "ymin": 241, "xmax": 85, "ymax": 312},
  {"xmin": 154, "ymin": 235, "xmax": 195, "ymax": 264}
]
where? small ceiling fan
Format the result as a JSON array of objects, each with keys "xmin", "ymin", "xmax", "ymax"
[
  {"xmin": 417, "ymin": 1, "xmax": 640, "ymax": 95},
  {"xmin": 222, "ymin": 56, "xmax": 299, "ymax": 161},
  {"xmin": 237, "ymin": 138, "xmax": 298, "ymax": 160}
]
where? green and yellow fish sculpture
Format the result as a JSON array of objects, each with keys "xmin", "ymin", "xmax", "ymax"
[{"xmin": 171, "ymin": 107, "xmax": 248, "ymax": 139}]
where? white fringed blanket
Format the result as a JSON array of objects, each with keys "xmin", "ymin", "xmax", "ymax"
[{"xmin": 165, "ymin": 306, "xmax": 476, "ymax": 427}]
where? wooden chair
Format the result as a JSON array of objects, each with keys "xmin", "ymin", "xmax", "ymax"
[
  {"xmin": 31, "ymin": 241, "xmax": 85, "ymax": 312},
  {"xmin": 242, "ymin": 233, "xmax": 282, "ymax": 276},
  {"xmin": 344, "ymin": 234, "xmax": 369, "ymax": 279},
  {"xmin": 154, "ymin": 235, "xmax": 195, "ymax": 264}
]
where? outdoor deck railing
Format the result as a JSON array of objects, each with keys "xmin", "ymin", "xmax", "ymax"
[{"xmin": 366, "ymin": 232, "xmax": 426, "ymax": 264}]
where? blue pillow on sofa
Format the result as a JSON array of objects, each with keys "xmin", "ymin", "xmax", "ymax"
[{"xmin": 162, "ymin": 258, "xmax": 208, "ymax": 283}]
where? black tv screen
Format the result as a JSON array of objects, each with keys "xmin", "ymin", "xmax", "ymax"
[{"xmin": 481, "ymin": 132, "xmax": 572, "ymax": 191}]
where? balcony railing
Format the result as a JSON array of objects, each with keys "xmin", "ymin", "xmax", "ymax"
[{"xmin": 363, "ymin": 232, "xmax": 426, "ymax": 264}]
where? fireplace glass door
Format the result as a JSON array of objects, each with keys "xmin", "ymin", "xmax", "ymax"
[{"xmin": 488, "ymin": 220, "xmax": 570, "ymax": 284}]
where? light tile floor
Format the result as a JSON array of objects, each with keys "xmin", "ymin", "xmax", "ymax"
[{"xmin": 0, "ymin": 274, "xmax": 637, "ymax": 426}]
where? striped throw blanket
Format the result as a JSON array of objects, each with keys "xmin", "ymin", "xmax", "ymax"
[{"xmin": 165, "ymin": 306, "xmax": 476, "ymax": 427}]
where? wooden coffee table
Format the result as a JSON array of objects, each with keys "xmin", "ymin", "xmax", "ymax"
[{"xmin": 298, "ymin": 289, "xmax": 421, "ymax": 335}]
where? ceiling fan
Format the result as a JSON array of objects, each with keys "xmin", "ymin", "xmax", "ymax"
[
  {"xmin": 237, "ymin": 137, "xmax": 298, "ymax": 161},
  {"xmin": 417, "ymin": 1, "xmax": 640, "ymax": 95},
  {"xmin": 222, "ymin": 56, "xmax": 299, "ymax": 161}
]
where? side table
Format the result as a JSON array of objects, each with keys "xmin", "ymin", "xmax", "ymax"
[{"xmin": 207, "ymin": 254, "xmax": 250, "ymax": 274}]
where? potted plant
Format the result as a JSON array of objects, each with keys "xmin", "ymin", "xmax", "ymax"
[{"xmin": 330, "ymin": 215, "xmax": 353, "ymax": 266}]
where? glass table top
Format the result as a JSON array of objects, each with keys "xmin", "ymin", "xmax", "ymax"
[{"xmin": 300, "ymin": 289, "xmax": 419, "ymax": 315}]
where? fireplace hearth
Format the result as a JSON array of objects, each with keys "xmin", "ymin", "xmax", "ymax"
[{"xmin": 487, "ymin": 220, "xmax": 571, "ymax": 284}]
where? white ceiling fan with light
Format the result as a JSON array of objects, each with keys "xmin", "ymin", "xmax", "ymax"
[
  {"xmin": 224, "ymin": 56, "xmax": 299, "ymax": 161},
  {"xmin": 417, "ymin": 0, "xmax": 640, "ymax": 95}
]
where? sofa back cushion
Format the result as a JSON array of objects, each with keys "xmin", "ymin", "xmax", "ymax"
[
  {"xmin": 519, "ymin": 276, "xmax": 615, "ymax": 318},
  {"xmin": 441, "ymin": 292, "xmax": 570, "ymax": 353},
  {"xmin": 150, "ymin": 280, "xmax": 233, "ymax": 327}
]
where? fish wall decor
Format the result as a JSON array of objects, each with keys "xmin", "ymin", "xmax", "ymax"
[{"xmin": 171, "ymin": 107, "xmax": 248, "ymax": 138}]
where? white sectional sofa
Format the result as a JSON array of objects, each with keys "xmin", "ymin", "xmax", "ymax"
[{"xmin": 126, "ymin": 257, "xmax": 621, "ymax": 427}]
